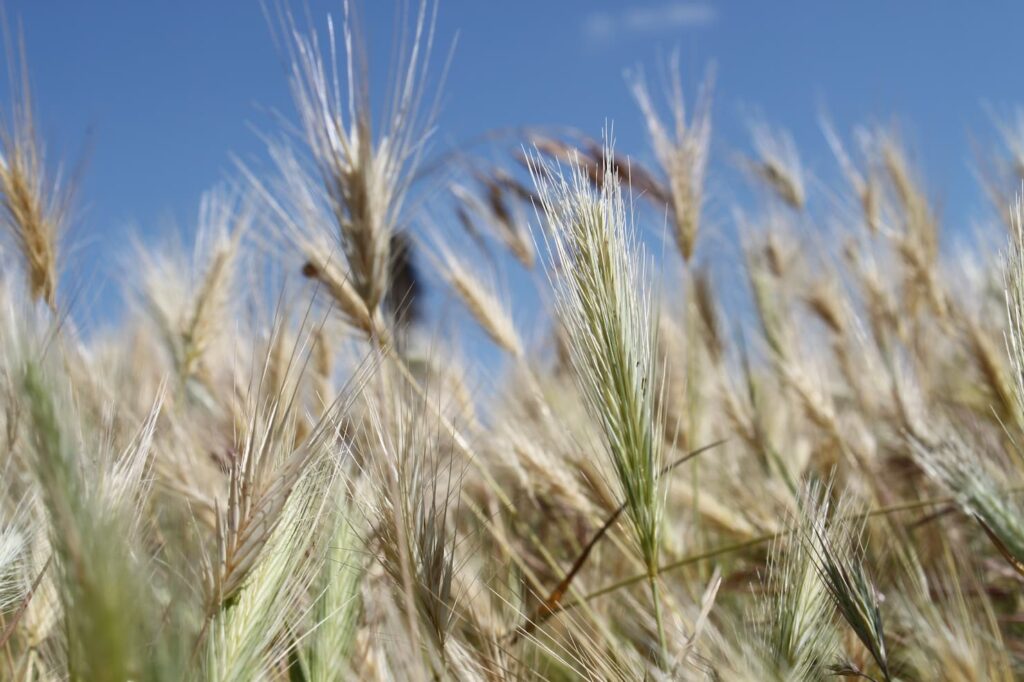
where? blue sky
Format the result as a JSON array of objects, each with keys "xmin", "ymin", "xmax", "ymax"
[{"xmin": 5, "ymin": 1, "xmax": 1024, "ymax": 358}]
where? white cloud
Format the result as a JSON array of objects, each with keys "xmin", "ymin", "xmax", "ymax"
[{"xmin": 583, "ymin": 3, "xmax": 717, "ymax": 43}]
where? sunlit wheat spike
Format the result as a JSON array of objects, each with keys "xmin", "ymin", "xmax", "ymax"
[
  {"xmin": 132, "ymin": 188, "xmax": 248, "ymax": 384},
  {"xmin": 429, "ymin": 237, "xmax": 523, "ymax": 357},
  {"xmin": 0, "ymin": 44, "xmax": 69, "ymax": 311},
  {"xmin": 629, "ymin": 56, "xmax": 713, "ymax": 263},
  {"xmin": 745, "ymin": 119, "xmax": 806, "ymax": 210},
  {"xmin": 530, "ymin": 131, "xmax": 672, "ymax": 663},
  {"xmin": 530, "ymin": 133, "xmax": 664, "ymax": 557},
  {"xmin": 278, "ymin": 0, "xmax": 439, "ymax": 318}
]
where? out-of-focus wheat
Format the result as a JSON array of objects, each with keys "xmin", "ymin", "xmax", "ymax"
[
  {"xmin": 0, "ymin": 50, "xmax": 68, "ymax": 310},
  {"xmin": 630, "ymin": 57, "xmax": 713, "ymax": 263},
  {"xmin": 0, "ymin": 3, "xmax": 1023, "ymax": 680}
]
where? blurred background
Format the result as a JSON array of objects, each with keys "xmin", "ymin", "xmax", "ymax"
[{"xmin": 5, "ymin": 1, "xmax": 1023, "ymax": 372}]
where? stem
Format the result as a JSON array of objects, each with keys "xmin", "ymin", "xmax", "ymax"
[
  {"xmin": 532, "ymin": 487, "xmax": 1024, "ymax": 629},
  {"xmin": 649, "ymin": 573, "xmax": 668, "ymax": 669},
  {"xmin": 378, "ymin": 342, "xmax": 586, "ymax": 614},
  {"xmin": 511, "ymin": 440, "xmax": 724, "ymax": 643}
]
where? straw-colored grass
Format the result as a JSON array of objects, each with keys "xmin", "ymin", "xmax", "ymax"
[{"xmin": 2, "ymin": 3, "xmax": 1024, "ymax": 680}]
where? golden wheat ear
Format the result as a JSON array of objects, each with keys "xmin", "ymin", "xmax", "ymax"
[
  {"xmin": 425, "ymin": 230, "xmax": 524, "ymax": 358},
  {"xmin": 258, "ymin": 0, "xmax": 441, "ymax": 346},
  {"xmin": 629, "ymin": 56, "xmax": 714, "ymax": 264},
  {"xmin": 743, "ymin": 118, "xmax": 806, "ymax": 211},
  {"xmin": 0, "ymin": 41, "xmax": 70, "ymax": 312}
]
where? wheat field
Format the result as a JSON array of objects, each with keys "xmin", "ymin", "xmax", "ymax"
[{"xmin": 1, "ymin": 3, "xmax": 1023, "ymax": 680}]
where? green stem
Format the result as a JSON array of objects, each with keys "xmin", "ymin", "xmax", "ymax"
[
  {"xmin": 545, "ymin": 488, "xmax": 1024, "ymax": 623},
  {"xmin": 649, "ymin": 573, "xmax": 668, "ymax": 669}
]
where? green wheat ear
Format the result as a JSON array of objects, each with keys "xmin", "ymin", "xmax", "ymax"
[
  {"xmin": 22, "ymin": 361, "xmax": 191, "ymax": 681},
  {"xmin": 531, "ymin": 132, "xmax": 671, "ymax": 665}
]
